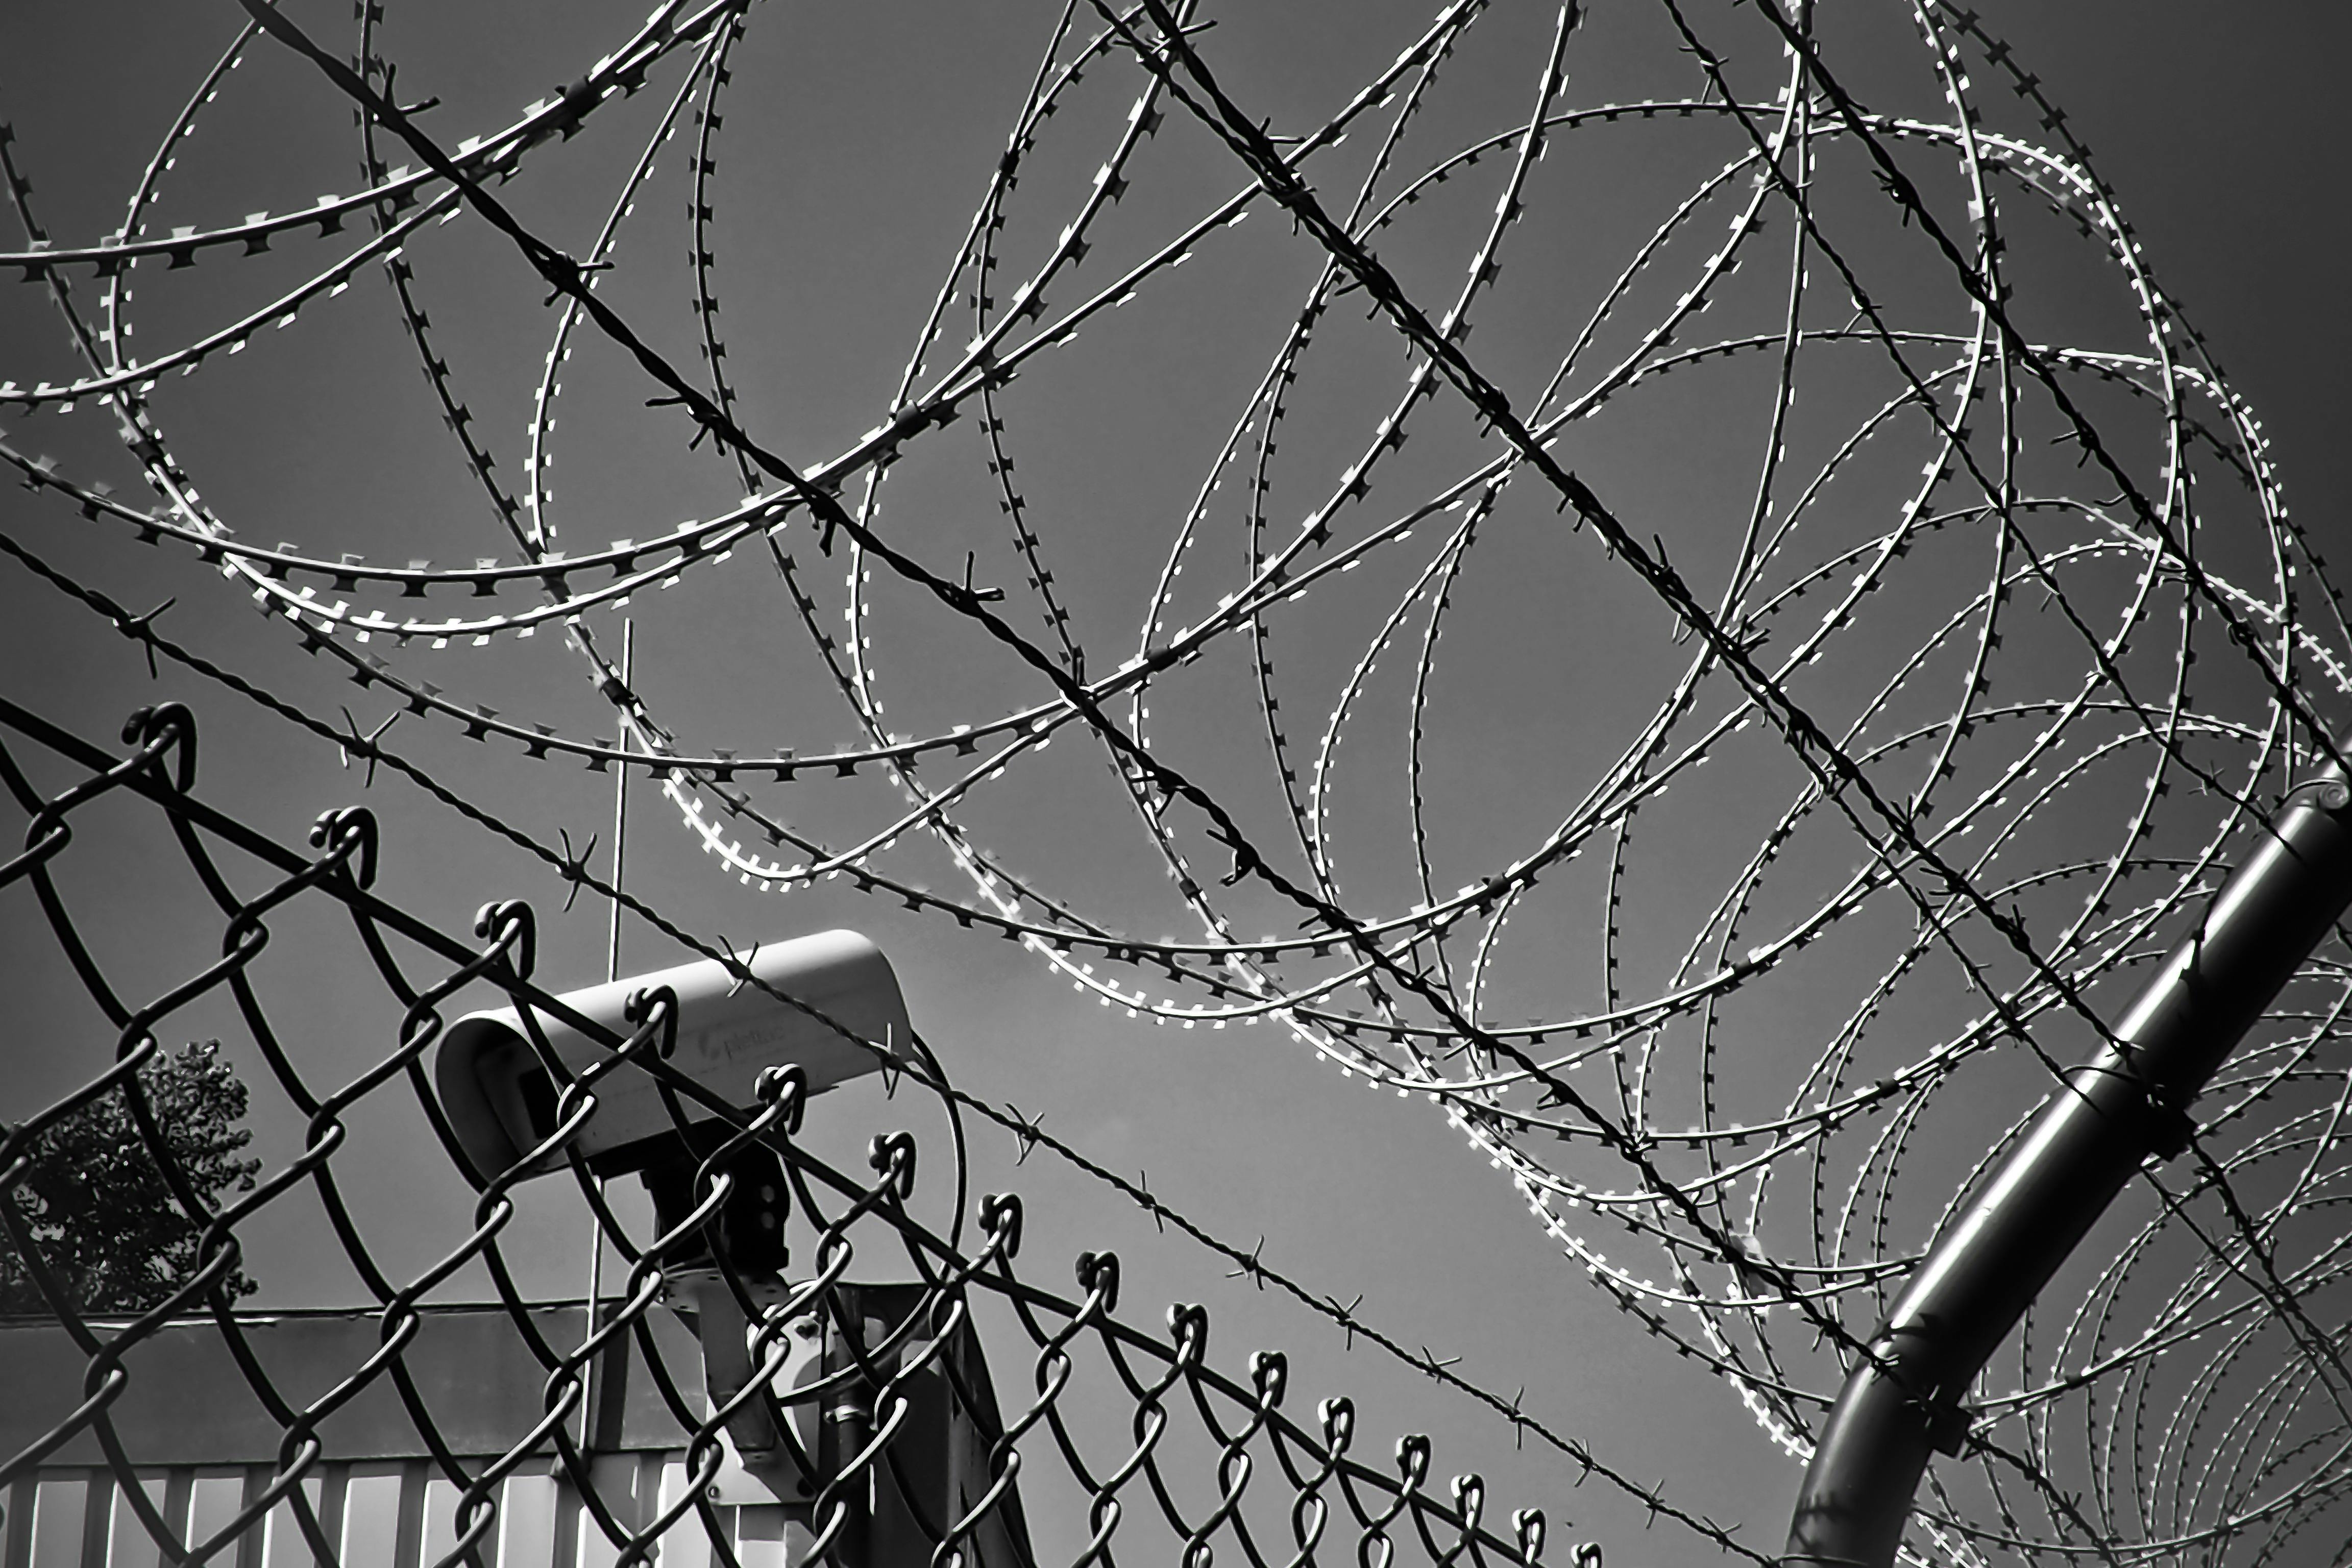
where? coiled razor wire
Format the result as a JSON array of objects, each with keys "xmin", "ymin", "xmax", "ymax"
[
  {"xmin": 4, "ymin": 0, "xmax": 2351, "ymax": 1561},
  {"xmin": 0, "ymin": 695, "xmax": 1580, "ymax": 1568}
]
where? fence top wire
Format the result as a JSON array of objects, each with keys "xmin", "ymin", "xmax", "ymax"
[{"xmin": 0, "ymin": 693, "xmax": 1585, "ymax": 1568}]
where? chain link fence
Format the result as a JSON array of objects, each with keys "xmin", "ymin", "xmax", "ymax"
[{"xmin": 1, "ymin": 694, "xmax": 1576, "ymax": 1568}]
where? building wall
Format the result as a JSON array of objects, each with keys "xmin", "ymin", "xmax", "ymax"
[
  {"xmin": 3, "ymin": 1454, "xmax": 787, "ymax": 1568},
  {"xmin": 0, "ymin": 1301, "xmax": 1019, "ymax": 1568}
]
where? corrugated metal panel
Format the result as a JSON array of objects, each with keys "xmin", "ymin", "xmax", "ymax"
[
  {"xmin": 1, "ymin": 1459, "xmax": 798, "ymax": 1568},
  {"xmin": 1, "ymin": 1301, "xmax": 1026, "ymax": 1568}
]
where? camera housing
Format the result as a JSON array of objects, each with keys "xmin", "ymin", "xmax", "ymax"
[{"xmin": 434, "ymin": 927, "xmax": 910, "ymax": 1183}]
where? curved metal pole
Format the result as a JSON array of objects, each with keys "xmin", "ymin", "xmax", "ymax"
[{"xmin": 1782, "ymin": 763, "xmax": 2352, "ymax": 1567}]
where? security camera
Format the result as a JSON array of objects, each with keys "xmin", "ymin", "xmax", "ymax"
[
  {"xmin": 434, "ymin": 927, "xmax": 910, "ymax": 1183},
  {"xmin": 435, "ymin": 928, "xmax": 915, "ymax": 1494}
]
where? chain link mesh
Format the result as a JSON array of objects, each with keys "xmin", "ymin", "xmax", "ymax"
[{"xmin": 1, "ymin": 694, "xmax": 1571, "ymax": 1568}]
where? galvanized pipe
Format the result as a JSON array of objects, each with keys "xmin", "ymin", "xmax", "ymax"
[{"xmin": 1782, "ymin": 763, "xmax": 2352, "ymax": 1567}]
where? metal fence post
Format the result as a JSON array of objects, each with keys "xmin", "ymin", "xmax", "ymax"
[{"xmin": 1782, "ymin": 758, "xmax": 2352, "ymax": 1566}]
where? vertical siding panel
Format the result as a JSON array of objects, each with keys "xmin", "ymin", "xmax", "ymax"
[
  {"xmin": 27, "ymin": 1477, "xmax": 85, "ymax": 1568},
  {"xmin": 232, "ymin": 1471, "xmax": 267, "ymax": 1568},
  {"xmin": 648, "ymin": 1465, "xmax": 708, "ymax": 1568},
  {"xmin": 636, "ymin": 1458, "xmax": 669, "ymax": 1568},
  {"xmin": 387, "ymin": 1467, "xmax": 424, "ymax": 1568},
  {"xmin": 545, "ymin": 1481, "xmax": 577, "ymax": 1568},
  {"xmin": 727, "ymin": 1509, "xmax": 787, "ymax": 1568},
  {"xmin": 260, "ymin": 1477, "xmax": 323, "ymax": 1568},
  {"xmin": 337, "ymin": 1473, "xmax": 402, "ymax": 1568},
  {"xmin": 494, "ymin": 1475, "xmax": 556, "ymax": 1568},
  {"xmin": 15, "ymin": 1463, "xmax": 744, "ymax": 1568},
  {"xmin": 423, "ymin": 1476, "xmax": 501, "ymax": 1568},
  {"xmin": 76, "ymin": 1475, "xmax": 110, "ymax": 1568},
  {"xmin": 162, "ymin": 1475, "xmax": 194, "ymax": 1562},
  {"xmin": 314, "ymin": 1468, "xmax": 350, "ymax": 1568},
  {"xmin": 566, "ymin": 1472, "xmax": 606, "ymax": 1568},
  {"xmin": 414, "ymin": 1484, "xmax": 453, "ymax": 1568},
  {"xmin": 629, "ymin": 1456, "xmax": 665, "ymax": 1568},
  {"xmin": 106, "ymin": 1471, "xmax": 172, "ymax": 1568},
  {"xmin": 6, "ymin": 1476, "xmax": 37, "ymax": 1568},
  {"xmin": 623, "ymin": 1457, "xmax": 658, "ymax": 1568},
  {"xmin": 570, "ymin": 1456, "xmax": 647, "ymax": 1568},
  {"xmin": 628, "ymin": 1456, "xmax": 663, "ymax": 1564},
  {"xmin": 188, "ymin": 1473, "xmax": 247, "ymax": 1565}
]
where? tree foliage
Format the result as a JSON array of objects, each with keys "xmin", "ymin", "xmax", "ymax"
[{"xmin": 2, "ymin": 1041, "xmax": 263, "ymax": 1315}]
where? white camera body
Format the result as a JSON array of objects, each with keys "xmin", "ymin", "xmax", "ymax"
[{"xmin": 434, "ymin": 928, "xmax": 910, "ymax": 1181}]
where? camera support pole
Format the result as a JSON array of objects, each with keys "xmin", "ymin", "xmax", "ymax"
[{"xmin": 1783, "ymin": 760, "xmax": 2352, "ymax": 1567}]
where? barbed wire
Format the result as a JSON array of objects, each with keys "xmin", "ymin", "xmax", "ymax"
[{"xmin": 6, "ymin": 0, "xmax": 2350, "ymax": 1559}]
